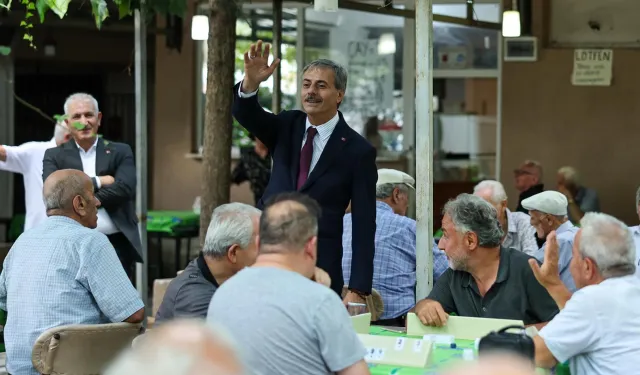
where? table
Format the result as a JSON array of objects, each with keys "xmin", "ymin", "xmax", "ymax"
[
  {"xmin": 147, "ymin": 211, "xmax": 200, "ymax": 277},
  {"xmin": 367, "ymin": 326, "xmax": 570, "ymax": 375}
]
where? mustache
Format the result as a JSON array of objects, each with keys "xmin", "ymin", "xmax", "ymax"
[{"xmin": 305, "ymin": 95, "xmax": 321, "ymax": 102}]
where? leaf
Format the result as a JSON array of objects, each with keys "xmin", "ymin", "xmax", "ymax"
[
  {"xmin": 0, "ymin": 46, "xmax": 10, "ymax": 56},
  {"xmin": 35, "ymin": 0, "xmax": 49, "ymax": 23},
  {"xmin": 0, "ymin": 0, "xmax": 11, "ymax": 10},
  {"xmin": 115, "ymin": 0, "xmax": 130, "ymax": 19},
  {"xmin": 53, "ymin": 114, "xmax": 68, "ymax": 122},
  {"xmin": 90, "ymin": 0, "xmax": 108, "ymax": 29},
  {"xmin": 26, "ymin": 1, "xmax": 34, "ymax": 9},
  {"xmin": 71, "ymin": 121, "xmax": 84, "ymax": 130},
  {"xmin": 44, "ymin": 0, "xmax": 71, "ymax": 18},
  {"xmin": 25, "ymin": 11, "xmax": 33, "ymax": 18}
]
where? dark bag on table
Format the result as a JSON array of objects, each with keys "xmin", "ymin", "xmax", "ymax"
[{"xmin": 478, "ymin": 325, "xmax": 535, "ymax": 363}]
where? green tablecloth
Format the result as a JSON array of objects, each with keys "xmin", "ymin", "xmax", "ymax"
[
  {"xmin": 367, "ymin": 326, "xmax": 570, "ymax": 375},
  {"xmin": 147, "ymin": 210, "xmax": 200, "ymax": 235},
  {"xmin": 7, "ymin": 211, "xmax": 200, "ymax": 239}
]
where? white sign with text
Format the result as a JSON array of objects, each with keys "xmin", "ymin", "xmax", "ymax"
[{"xmin": 571, "ymin": 49, "xmax": 613, "ymax": 86}]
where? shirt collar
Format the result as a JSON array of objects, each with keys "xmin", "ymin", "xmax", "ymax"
[
  {"xmin": 556, "ymin": 221, "xmax": 575, "ymax": 235},
  {"xmin": 75, "ymin": 137, "xmax": 99, "ymax": 151},
  {"xmin": 376, "ymin": 201, "xmax": 393, "ymax": 213},
  {"xmin": 463, "ymin": 247, "xmax": 510, "ymax": 288},
  {"xmin": 305, "ymin": 112, "xmax": 339, "ymax": 137},
  {"xmin": 197, "ymin": 252, "xmax": 220, "ymax": 288},
  {"xmin": 631, "ymin": 225, "xmax": 640, "ymax": 236}
]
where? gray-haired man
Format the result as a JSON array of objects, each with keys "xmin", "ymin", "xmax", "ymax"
[
  {"xmin": 155, "ymin": 203, "xmax": 261, "ymax": 324},
  {"xmin": 414, "ymin": 194, "xmax": 558, "ymax": 328},
  {"xmin": 233, "ymin": 40, "xmax": 377, "ymax": 306}
]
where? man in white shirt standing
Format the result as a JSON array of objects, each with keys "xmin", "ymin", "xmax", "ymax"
[
  {"xmin": 530, "ymin": 212, "xmax": 640, "ymax": 375},
  {"xmin": 0, "ymin": 121, "xmax": 70, "ymax": 231},
  {"xmin": 43, "ymin": 93, "xmax": 141, "ymax": 277}
]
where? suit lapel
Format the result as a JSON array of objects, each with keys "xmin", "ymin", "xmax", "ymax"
[
  {"xmin": 62, "ymin": 141, "xmax": 84, "ymax": 171},
  {"xmin": 290, "ymin": 119, "xmax": 306, "ymax": 189},
  {"xmin": 95, "ymin": 138, "xmax": 111, "ymax": 175},
  {"xmin": 299, "ymin": 118, "xmax": 350, "ymax": 192}
]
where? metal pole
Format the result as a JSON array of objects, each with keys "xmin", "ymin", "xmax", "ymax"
[
  {"xmin": 402, "ymin": 2, "xmax": 416, "ymax": 219},
  {"xmin": 134, "ymin": 8, "xmax": 149, "ymax": 312},
  {"xmin": 272, "ymin": 0, "xmax": 283, "ymax": 113},
  {"xmin": 295, "ymin": 7, "xmax": 305, "ymax": 110},
  {"xmin": 495, "ymin": 0, "xmax": 504, "ymax": 181},
  {"xmin": 415, "ymin": 0, "xmax": 434, "ymax": 301}
]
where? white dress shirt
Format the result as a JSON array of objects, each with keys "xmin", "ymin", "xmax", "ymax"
[
  {"xmin": 0, "ymin": 139, "xmax": 57, "ymax": 231},
  {"xmin": 238, "ymin": 83, "xmax": 339, "ymax": 175},
  {"xmin": 75, "ymin": 140, "xmax": 119, "ymax": 235}
]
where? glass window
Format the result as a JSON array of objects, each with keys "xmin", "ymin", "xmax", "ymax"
[
  {"xmin": 195, "ymin": 6, "xmax": 300, "ymax": 152},
  {"xmin": 304, "ymin": 8, "xmax": 405, "ymax": 155}
]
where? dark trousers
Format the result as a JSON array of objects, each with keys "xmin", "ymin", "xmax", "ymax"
[{"xmin": 107, "ymin": 232, "xmax": 135, "ymax": 281}]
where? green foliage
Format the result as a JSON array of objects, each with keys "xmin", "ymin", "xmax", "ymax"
[
  {"xmin": 5, "ymin": 0, "xmax": 187, "ymax": 49},
  {"xmin": 0, "ymin": 46, "xmax": 10, "ymax": 55}
]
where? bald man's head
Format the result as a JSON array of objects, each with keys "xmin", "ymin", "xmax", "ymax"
[
  {"xmin": 259, "ymin": 192, "xmax": 320, "ymax": 252},
  {"xmin": 43, "ymin": 169, "xmax": 98, "ymax": 228},
  {"xmin": 105, "ymin": 320, "xmax": 245, "ymax": 375}
]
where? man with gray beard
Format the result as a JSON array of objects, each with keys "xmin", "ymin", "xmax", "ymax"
[{"xmin": 414, "ymin": 194, "xmax": 558, "ymax": 327}]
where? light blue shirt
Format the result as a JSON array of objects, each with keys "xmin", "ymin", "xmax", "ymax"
[
  {"xmin": 535, "ymin": 221, "xmax": 579, "ymax": 292},
  {"xmin": 0, "ymin": 216, "xmax": 143, "ymax": 375},
  {"xmin": 342, "ymin": 201, "xmax": 448, "ymax": 319},
  {"xmin": 630, "ymin": 225, "xmax": 640, "ymax": 278}
]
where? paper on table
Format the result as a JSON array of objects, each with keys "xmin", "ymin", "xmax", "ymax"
[
  {"xmin": 350, "ymin": 313, "xmax": 371, "ymax": 334},
  {"xmin": 358, "ymin": 333, "xmax": 432, "ymax": 368},
  {"xmin": 406, "ymin": 313, "xmax": 524, "ymax": 340}
]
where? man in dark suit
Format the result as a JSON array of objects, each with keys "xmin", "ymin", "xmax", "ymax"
[
  {"xmin": 43, "ymin": 93, "xmax": 142, "ymax": 277},
  {"xmin": 233, "ymin": 40, "xmax": 377, "ymax": 305}
]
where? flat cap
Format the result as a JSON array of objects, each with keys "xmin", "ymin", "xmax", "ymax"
[
  {"xmin": 377, "ymin": 169, "xmax": 415, "ymax": 190},
  {"xmin": 521, "ymin": 191, "xmax": 568, "ymax": 216}
]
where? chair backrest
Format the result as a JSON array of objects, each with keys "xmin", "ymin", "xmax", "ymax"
[
  {"xmin": 341, "ymin": 286, "xmax": 385, "ymax": 321},
  {"xmin": 32, "ymin": 322, "xmax": 143, "ymax": 375},
  {"xmin": 152, "ymin": 278, "xmax": 173, "ymax": 317}
]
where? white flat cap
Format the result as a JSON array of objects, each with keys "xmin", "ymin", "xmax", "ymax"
[
  {"xmin": 377, "ymin": 169, "xmax": 415, "ymax": 190},
  {"xmin": 521, "ymin": 191, "xmax": 568, "ymax": 216}
]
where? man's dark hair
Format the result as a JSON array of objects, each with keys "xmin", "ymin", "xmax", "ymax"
[{"xmin": 259, "ymin": 193, "xmax": 321, "ymax": 252}]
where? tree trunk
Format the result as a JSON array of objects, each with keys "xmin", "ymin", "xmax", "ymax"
[{"xmin": 200, "ymin": 0, "xmax": 237, "ymax": 245}]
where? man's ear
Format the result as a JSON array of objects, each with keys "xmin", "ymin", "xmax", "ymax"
[
  {"xmin": 227, "ymin": 244, "xmax": 240, "ymax": 264},
  {"xmin": 304, "ymin": 236, "xmax": 318, "ymax": 260}
]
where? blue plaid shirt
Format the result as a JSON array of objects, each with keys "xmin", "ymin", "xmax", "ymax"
[
  {"xmin": 0, "ymin": 216, "xmax": 144, "ymax": 375},
  {"xmin": 342, "ymin": 201, "xmax": 449, "ymax": 319}
]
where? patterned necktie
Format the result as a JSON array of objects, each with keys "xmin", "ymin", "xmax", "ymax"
[{"xmin": 297, "ymin": 127, "xmax": 318, "ymax": 190}]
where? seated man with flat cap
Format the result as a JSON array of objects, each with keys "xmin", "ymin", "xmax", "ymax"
[{"xmin": 522, "ymin": 191, "xmax": 578, "ymax": 292}]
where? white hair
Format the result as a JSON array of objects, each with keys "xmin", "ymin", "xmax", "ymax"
[
  {"xmin": 557, "ymin": 166, "xmax": 579, "ymax": 185},
  {"xmin": 104, "ymin": 321, "xmax": 245, "ymax": 375},
  {"xmin": 473, "ymin": 180, "xmax": 508, "ymax": 205},
  {"xmin": 635, "ymin": 186, "xmax": 640, "ymax": 208},
  {"xmin": 63, "ymin": 93, "xmax": 100, "ymax": 115},
  {"xmin": 202, "ymin": 203, "xmax": 261, "ymax": 258},
  {"xmin": 53, "ymin": 121, "xmax": 69, "ymax": 142},
  {"xmin": 579, "ymin": 212, "xmax": 636, "ymax": 279},
  {"xmin": 376, "ymin": 183, "xmax": 408, "ymax": 199}
]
